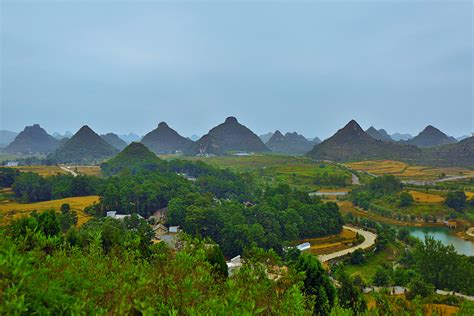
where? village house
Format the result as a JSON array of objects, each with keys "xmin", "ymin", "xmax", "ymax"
[{"xmin": 106, "ymin": 211, "xmax": 143, "ymax": 220}]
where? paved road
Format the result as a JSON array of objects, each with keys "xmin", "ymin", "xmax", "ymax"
[
  {"xmin": 59, "ymin": 165, "xmax": 78, "ymax": 177},
  {"xmin": 318, "ymin": 226, "xmax": 377, "ymax": 263}
]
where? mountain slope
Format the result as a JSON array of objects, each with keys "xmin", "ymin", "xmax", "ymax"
[
  {"xmin": 5, "ymin": 124, "xmax": 59, "ymax": 154},
  {"xmin": 52, "ymin": 125, "xmax": 118, "ymax": 163},
  {"xmin": 265, "ymin": 130, "xmax": 315, "ymax": 155},
  {"xmin": 101, "ymin": 142, "xmax": 165, "ymax": 175},
  {"xmin": 101, "ymin": 133, "xmax": 128, "ymax": 151},
  {"xmin": 306, "ymin": 120, "xmax": 420, "ymax": 162},
  {"xmin": 420, "ymin": 136, "xmax": 474, "ymax": 166},
  {"xmin": 0, "ymin": 130, "xmax": 18, "ymax": 148},
  {"xmin": 405, "ymin": 125, "xmax": 457, "ymax": 148},
  {"xmin": 141, "ymin": 122, "xmax": 194, "ymax": 154},
  {"xmin": 188, "ymin": 117, "xmax": 269, "ymax": 155}
]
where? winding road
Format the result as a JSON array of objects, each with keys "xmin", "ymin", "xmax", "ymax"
[{"xmin": 318, "ymin": 225, "xmax": 377, "ymax": 262}]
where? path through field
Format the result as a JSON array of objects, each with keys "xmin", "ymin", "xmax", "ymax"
[
  {"xmin": 351, "ymin": 173, "xmax": 360, "ymax": 185},
  {"xmin": 318, "ymin": 226, "xmax": 376, "ymax": 262},
  {"xmin": 59, "ymin": 165, "xmax": 78, "ymax": 177}
]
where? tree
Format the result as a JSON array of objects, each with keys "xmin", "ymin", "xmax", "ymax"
[
  {"xmin": 337, "ymin": 271, "xmax": 367, "ymax": 314},
  {"xmin": 350, "ymin": 249, "xmax": 365, "ymax": 265},
  {"xmin": 399, "ymin": 192, "xmax": 414, "ymax": 207},
  {"xmin": 445, "ymin": 191, "xmax": 467, "ymax": 211},
  {"xmin": 12, "ymin": 172, "xmax": 51, "ymax": 202},
  {"xmin": 294, "ymin": 253, "xmax": 336, "ymax": 315},
  {"xmin": 406, "ymin": 278, "xmax": 434, "ymax": 300},
  {"xmin": 373, "ymin": 267, "xmax": 391, "ymax": 287}
]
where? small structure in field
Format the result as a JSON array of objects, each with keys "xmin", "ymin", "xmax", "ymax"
[
  {"xmin": 226, "ymin": 255, "xmax": 242, "ymax": 276},
  {"xmin": 6, "ymin": 161, "xmax": 19, "ymax": 167},
  {"xmin": 169, "ymin": 226, "xmax": 180, "ymax": 233},
  {"xmin": 296, "ymin": 242, "xmax": 311, "ymax": 252}
]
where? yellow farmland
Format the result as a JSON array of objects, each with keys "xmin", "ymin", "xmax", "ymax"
[
  {"xmin": 12, "ymin": 165, "xmax": 67, "ymax": 177},
  {"xmin": 298, "ymin": 228, "xmax": 358, "ymax": 255},
  {"xmin": 407, "ymin": 190, "xmax": 445, "ymax": 204},
  {"xmin": 346, "ymin": 160, "xmax": 474, "ymax": 181},
  {"xmin": 0, "ymin": 196, "xmax": 100, "ymax": 226}
]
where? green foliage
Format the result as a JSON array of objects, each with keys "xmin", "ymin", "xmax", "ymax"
[
  {"xmin": 413, "ymin": 236, "xmax": 474, "ymax": 295},
  {"xmin": 406, "ymin": 277, "xmax": 434, "ymax": 300},
  {"xmin": 0, "ymin": 167, "xmax": 20, "ymax": 188},
  {"xmin": 398, "ymin": 191, "xmax": 414, "ymax": 207},
  {"xmin": 372, "ymin": 266, "xmax": 391, "ymax": 286},
  {"xmin": 12, "ymin": 172, "xmax": 51, "ymax": 202},
  {"xmin": 337, "ymin": 271, "xmax": 367, "ymax": 314},
  {"xmin": 368, "ymin": 175, "xmax": 401, "ymax": 195},
  {"xmin": 295, "ymin": 253, "xmax": 336, "ymax": 315},
  {"xmin": 445, "ymin": 190, "xmax": 467, "ymax": 211},
  {"xmin": 350, "ymin": 249, "xmax": 365, "ymax": 265}
]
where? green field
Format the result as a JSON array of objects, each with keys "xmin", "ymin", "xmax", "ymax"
[
  {"xmin": 167, "ymin": 154, "xmax": 353, "ymax": 192},
  {"xmin": 345, "ymin": 242, "xmax": 404, "ymax": 282}
]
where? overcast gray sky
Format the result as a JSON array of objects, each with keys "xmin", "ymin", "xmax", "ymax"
[{"xmin": 1, "ymin": 0, "xmax": 473, "ymax": 139}]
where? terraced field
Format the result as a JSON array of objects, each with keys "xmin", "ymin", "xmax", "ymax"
[
  {"xmin": 298, "ymin": 228, "xmax": 358, "ymax": 255},
  {"xmin": 0, "ymin": 196, "xmax": 99, "ymax": 226},
  {"xmin": 407, "ymin": 190, "xmax": 445, "ymax": 203},
  {"xmin": 346, "ymin": 160, "xmax": 474, "ymax": 181}
]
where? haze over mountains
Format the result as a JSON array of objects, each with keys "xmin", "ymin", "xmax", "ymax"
[
  {"xmin": 265, "ymin": 131, "xmax": 318, "ymax": 155},
  {"xmin": 0, "ymin": 130, "xmax": 18, "ymax": 148},
  {"xmin": 101, "ymin": 133, "xmax": 128, "ymax": 151},
  {"xmin": 1, "ymin": 117, "xmax": 471, "ymax": 166}
]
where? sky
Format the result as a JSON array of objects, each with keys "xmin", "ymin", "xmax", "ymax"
[{"xmin": 1, "ymin": 0, "xmax": 473, "ymax": 140}]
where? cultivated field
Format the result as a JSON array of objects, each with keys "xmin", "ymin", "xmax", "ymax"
[
  {"xmin": 407, "ymin": 190, "xmax": 445, "ymax": 203},
  {"xmin": 0, "ymin": 195, "xmax": 99, "ymax": 226},
  {"xmin": 298, "ymin": 228, "xmax": 358, "ymax": 255},
  {"xmin": 346, "ymin": 160, "xmax": 474, "ymax": 181},
  {"xmin": 12, "ymin": 165, "xmax": 68, "ymax": 176}
]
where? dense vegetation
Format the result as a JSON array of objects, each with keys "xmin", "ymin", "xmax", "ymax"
[{"xmin": 0, "ymin": 211, "xmax": 357, "ymax": 315}]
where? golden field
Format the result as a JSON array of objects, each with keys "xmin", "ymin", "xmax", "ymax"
[
  {"xmin": 12, "ymin": 165, "xmax": 67, "ymax": 176},
  {"xmin": 0, "ymin": 196, "xmax": 100, "ymax": 226},
  {"xmin": 346, "ymin": 160, "xmax": 474, "ymax": 181},
  {"xmin": 74, "ymin": 166, "xmax": 102, "ymax": 176},
  {"xmin": 407, "ymin": 190, "xmax": 445, "ymax": 204},
  {"xmin": 299, "ymin": 228, "xmax": 358, "ymax": 255}
]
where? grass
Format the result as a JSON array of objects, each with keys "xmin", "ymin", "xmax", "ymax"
[
  {"xmin": 70, "ymin": 166, "xmax": 102, "ymax": 176},
  {"xmin": 345, "ymin": 242, "xmax": 404, "ymax": 282},
  {"xmin": 0, "ymin": 196, "xmax": 100, "ymax": 226},
  {"xmin": 347, "ymin": 160, "xmax": 474, "ymax": 181},
  {"xmin": 298, "ymin": 228, "xmax": 358, "ymax": 255}
]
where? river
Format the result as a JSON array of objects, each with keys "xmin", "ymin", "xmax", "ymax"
[{"xmin": 402, "ymin": 226, "xmax": 474, "ymax": 256}]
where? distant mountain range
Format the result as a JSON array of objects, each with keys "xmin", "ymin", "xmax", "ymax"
[
  {"xmin": 403, "ymin": 125, "xmax": 457, "ymax": 148},
  {"xmin": 4, "ymin": 124, "xmax": 60, "ymax": 154},
  {"xmin": 259, "ymin": 132, "xmax": 274, "ymax": 144},
  {"xmin": 188, "ymin": 117, "xmax": 269, "ymax": 155},
  {"xmin": 119, "ymin": 133, "xmax": 141, "ymax": 144},
  {"xmin": 141, "ymin": 122, "xmax": 194, "ymax": 154},
  {"xmin": 101, "ymin": 133, "xmax": 128, "ymax": 151},
  {"xmin": 52, "ymin": 131, "xmax": 73, "ymax": 140},
  {"xmin": 51, "ymin": 125, "xmax": 118, "ymax": 163},
  {"xmin": 265, "ymin": 130, "xmax": 317, "ymax": 155},
  {"xmin": 391, "ymin": 133, "xmax": 413, "ymax": 141},
  {"xmin": 365, "ymin": 127, "xmax": 393, "ymax": 142},
  {"xmin": 306, "ymin": 120, "xmax": 473, "ymax": 166},
  {"xmin": 306, "ymin": 120, "xmax": 421, "ymax": 162},
  {"xmin": 0, "ymin": 130, "xmax": 18, "ymax": 148}
]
